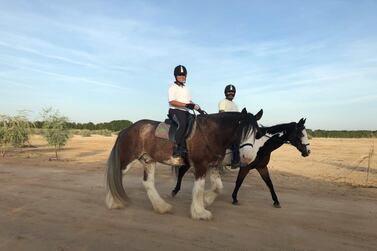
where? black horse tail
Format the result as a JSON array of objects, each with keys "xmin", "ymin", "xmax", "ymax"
[{"xmin": 105, "ymin": 131, "xmax": 129, "ymax": 208}]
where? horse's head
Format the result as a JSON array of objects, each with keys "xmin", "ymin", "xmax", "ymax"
[
  {"xmin": 287, "ymin": 118, "xmax": 311, "ymax": 157},
  {"xmin": 238, "ymin": 108, "xmax": 263, "ymax": 164}
]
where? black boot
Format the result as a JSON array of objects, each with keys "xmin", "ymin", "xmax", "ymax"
[
  {"xmin": 231, "ymin": 144, "xmax": 240, "ymax": 169},
  {"xmin": 179, "ymin": 142, "xmax": 188, "ymax": 156},
  {"xmin": 173, "ymin": 144, "xmax": 182, "ymax": 157},
  {"xmin": 172, "ymin": 143, "xmax": 185, "ymax": 166}
]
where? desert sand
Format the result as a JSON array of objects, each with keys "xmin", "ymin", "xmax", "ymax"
[{"xmin": 0, "ymin": 135, "xmax": 376, "ymax": 250}]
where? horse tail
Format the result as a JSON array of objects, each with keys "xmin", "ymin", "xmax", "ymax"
[{"xmin": 105, "ymin": 130, "xmax": 129, "ymax": 208}]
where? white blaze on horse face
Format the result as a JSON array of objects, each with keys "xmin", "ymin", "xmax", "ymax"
[
  {"xmin": 239, "ymin": 130, "xmax": 256, "ymax": 164},
  {"xmin": 301, "ymin": 129, "xmax": 311, "ymax": 153}
]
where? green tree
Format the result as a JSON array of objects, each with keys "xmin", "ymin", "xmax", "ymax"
[
  {"xmin": 41, "ymin": 108, "xmax": 71, "ymax": 160},
  {"xmin": 0, "ymin": 113, "xmax": 33, "ymax": 157},
  {"xmin": 0, "ymin": 115, "xmax": 10, "ymax": 157}
]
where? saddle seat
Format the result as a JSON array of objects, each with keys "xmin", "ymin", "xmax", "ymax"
[{"xmin": 154, "ymin": 113, "xmax": 196, "ymax": 142}]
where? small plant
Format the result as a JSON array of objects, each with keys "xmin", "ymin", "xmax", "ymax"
[
  {"xmin": 0, "ymin": 113, "xmax": 33, "ymax": 157},
  {"xmin": 96, "ymin": 129, "xmax": 112, "ymax": 136},
  {"xmin": 80, "ymin": 129, "xmax": 92, "ymax": 137},
  {"xmin": 41, "ymin": 108, "xmax": 71, "ymax": 160},
  {"xmin": 0, "ymin": 115, "xmax": 10, "ymax": 157},
  {"xmin": 366, "ymin": 143, "xmax": 375, "ymax": 184}
]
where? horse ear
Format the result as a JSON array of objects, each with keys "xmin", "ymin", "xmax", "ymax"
[
  {"xmin": 255, "ymin": 109, "xmax": 263, "ymax": 121},
  {"xmin": 241, "ymin": 108, "xmax": 247, "ymax": 114},
  {"xmin": 298, "ymin": 118, "xmax": 305, "ymax": 125}
]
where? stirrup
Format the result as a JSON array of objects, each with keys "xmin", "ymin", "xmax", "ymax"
[
  {"xmin": 171, "ymin": 156, "xmax": 185, "ymax": 166},
  {"xmin": 231, "ymin": 162, "xmax": 240, "ymax": 169}
]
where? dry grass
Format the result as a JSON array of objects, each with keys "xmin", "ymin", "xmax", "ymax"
[{"xmin": 1, "ymin": 135, "xmax": 377, "ymax": 188}]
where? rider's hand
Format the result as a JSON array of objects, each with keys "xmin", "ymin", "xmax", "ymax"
[{"xmin": 185, "ymin": 103, "xmax": 195, "ymax": 110}]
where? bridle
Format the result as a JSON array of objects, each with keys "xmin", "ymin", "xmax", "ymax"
[{"xmin": 240, "ymin": 143, "xmax": 253, "ymax": 149}]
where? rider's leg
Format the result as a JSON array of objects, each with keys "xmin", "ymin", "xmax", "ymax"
[
  {"xmin": 169, "ymin": 109, "xmax": 188, "ymax": 157},
  {"xmin": 231, "ymin": 143, "xmax": 240, "ymax": 168}
]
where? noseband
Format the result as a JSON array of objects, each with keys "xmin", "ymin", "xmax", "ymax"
[{"xmin": 240, "ymin": 143, "xmax": 253, "ymax": 149}]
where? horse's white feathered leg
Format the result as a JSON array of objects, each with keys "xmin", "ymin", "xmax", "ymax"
[
  {"xmin": 204, "ymin": 168, "xmax": 223, "ymax": 207},
  {"xmin": 142, "ymin": 162, "xmax": 173, "ymax": 214},
  {"xmin": 191, "ymin": 176, "xmax": 213, "ymax": 220}
]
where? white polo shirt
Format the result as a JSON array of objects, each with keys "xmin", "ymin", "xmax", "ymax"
[
  {"xmin": 168, "ymin": 83, "xmax": 191, "ymax": 111},
  {"xmin": 218, "ymin": 98, "xmax": 239, "ymax": 112}
]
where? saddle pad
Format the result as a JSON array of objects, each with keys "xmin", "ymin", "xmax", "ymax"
[{"xmin": 155, "ymin": 122, "xmax": 170, "ymax": 140}]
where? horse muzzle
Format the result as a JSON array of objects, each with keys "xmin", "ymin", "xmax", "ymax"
[{"xmin": 301, "ymin": 149, "xmax": 311, "ymax": 157}]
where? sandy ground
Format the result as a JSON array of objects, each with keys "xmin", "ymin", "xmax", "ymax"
[{"xmin": 0, "ymin": 135, "xmax": 376, "ymax": 251}]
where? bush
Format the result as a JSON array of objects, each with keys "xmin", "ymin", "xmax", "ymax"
[
  {"xmin": 0, "ymin": 114, "xmax": 33, "ymax": 156},
  {"xmin": 41, "ymin": 108, "xmax": 71, "ymax": 159},
  {"xmin": 80, "ymin": 130, "xmax": 92, "ymax": 137},
  {"xmin": 95, "ymin": 129, "xmax": 112, "ymax": 136}
]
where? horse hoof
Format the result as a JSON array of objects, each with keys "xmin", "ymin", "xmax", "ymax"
[
  {"xmin": 191, "ymin": 208, "xmax": 213, "ymax": 220},
  {"xmin": 273, "ymin": 202, "xmax": 281, "ymax": 208},
  {"xmin": 171, "ymin": 190, "xmax": 177, "ymax": 197},
  {"xmin": 155, "ymin": 203, "xmax": 173, "ymax": 214},
  {"xmin": 232, "ymin": 200, "xmax": 239, "ymax": 205}
]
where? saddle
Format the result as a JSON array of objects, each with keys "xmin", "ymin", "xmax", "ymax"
[{"xmin": 155, "ymin": 113, "xmax": 196, "ymax": 142}]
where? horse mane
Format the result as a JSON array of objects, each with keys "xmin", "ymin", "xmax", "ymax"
[
  {"xmin": 261, "ymin": 122, "xmax": 297, "ymax": 135},
  {"xmin": 199, "ymin": 112, "xmax": 257, "ymax": 144}
]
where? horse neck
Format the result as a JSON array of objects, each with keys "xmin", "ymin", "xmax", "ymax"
[
  {"xmin": 261, "ymin": 123, "xmax": 295, "ymax": 153},
  {"xmin": 199, "ymin": 113, "xmax": 243, "ymax": 147}
]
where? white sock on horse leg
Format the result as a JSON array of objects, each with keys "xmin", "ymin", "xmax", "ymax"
[
  {"xmin": 204, "ymin": 169, "xmax": 223, "ymax": 206},
  {"xmin": 191, "ymin": 177, "xmax": 213, "ymax": 220},
  {"xmin": 142, "ymin": 163, "xmax": 172, "ymax": 214}
]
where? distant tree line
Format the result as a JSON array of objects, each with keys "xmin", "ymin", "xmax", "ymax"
[
  {"xmin": 306, "ymin": 129, "xmax": 377, "ymax": 138},
  {"xmin": 33, "ymin": 120, "xmax": 133, "ymax": 132}
]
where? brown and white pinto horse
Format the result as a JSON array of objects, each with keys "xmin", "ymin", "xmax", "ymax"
[
  {"xmin": 105, "ymin": 108, "xmax": 263, "ymax": 220},
  {"xmin": 231, "ymin": 118, "xmax": 311, "ymax": 207}
]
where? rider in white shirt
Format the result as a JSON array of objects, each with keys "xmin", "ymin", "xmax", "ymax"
[
  {"xmin": 218, "ymin": 84, "xmax": 239, "ymax": 112},
  {"xmin": 168, "ymin": 65, "xmax": 201, "ymax": 161},
  {"xmin": 218, "ymin": 84, "xmax": 240, "ymax": 168}
]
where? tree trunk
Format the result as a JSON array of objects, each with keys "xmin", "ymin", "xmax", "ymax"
[{"xmin": 55, "ymin": 146, "xmax": 58, "ymax": 160}]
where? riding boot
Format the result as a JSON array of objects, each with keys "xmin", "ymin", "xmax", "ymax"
[
  {"xmin": 172, "ymin": 143, "xmax": 185, "ymax": 166},
  {"xmin": 231, "ymin": 144, "xmax": 240, "ymax": 169},
  {"xmin": 173, "ymin": 144, "xmax": 182, "ymax": 157},
  {"xmin": 179, "ymin": 142, "xmax": 188, "ymax": 156}
]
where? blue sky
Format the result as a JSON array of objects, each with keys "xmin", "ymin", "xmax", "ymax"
[{"xmin": 1, "ymin": 0, "xmax": 376, "ymax": 130}]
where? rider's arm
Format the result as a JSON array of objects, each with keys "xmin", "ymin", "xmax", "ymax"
[{"xmin": 169, "ymin": 100, "xmax": 188, "ymax": 108}]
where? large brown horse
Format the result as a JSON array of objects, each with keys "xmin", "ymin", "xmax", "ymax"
[
  {"xmin": 105, "ymin": 108, "xmax": 263, "ymax": 220},
  {"xmin": 171, "ymin": 118, "xmax": 311, "ymax": 208}
]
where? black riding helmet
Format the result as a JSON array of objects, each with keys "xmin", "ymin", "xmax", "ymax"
[
  {"xmin": 224, "ymin": 84, "xmax": 236, "ymax": 100},
  {"xmin": 224, "ymin": 84, "xmax": 236, "ymax": 94},
  {"xmin": 174, "ymin": 65, "xmax": 187, "ymax": 77}
]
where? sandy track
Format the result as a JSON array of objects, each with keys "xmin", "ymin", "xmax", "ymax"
[{"xmin": 0, "ymin": 136, "xmax": 376, "ymax": 250}]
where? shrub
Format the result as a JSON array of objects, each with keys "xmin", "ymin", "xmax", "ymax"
[
  {"xmin": 41, "ymin": 108, "xmax": 71, "ymax": 160},
  {"xmin": 80, "ymin": 130, "xmax": 91, "ymax": 137},
  {"xmin": 96, "ymin": 129, "xmax": 112, "ymax": 136},
  {"xmin": 0, "ymin": 114, "xmax": 33, "ymax": 157}
]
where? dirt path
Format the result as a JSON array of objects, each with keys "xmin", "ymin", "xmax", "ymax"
[{"xmin": 1, "ymin": 161, "xmax": 376, "ymax": 251}]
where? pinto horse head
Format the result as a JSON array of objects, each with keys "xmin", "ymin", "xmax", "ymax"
[
  {"xmin": 238, "ymin": 108, "xmax": 264, "ymax": 164},
  {"xmin": 288, "ymin": 118, "xmax": 311, "ymax": 157}
]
